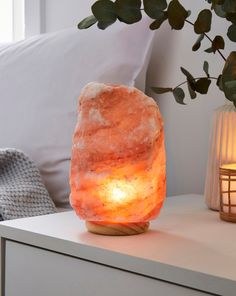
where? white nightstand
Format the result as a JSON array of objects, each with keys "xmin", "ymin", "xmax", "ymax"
[{"xmin": 0, "ymin": 195, "xmax": 235, "ymax": 296}]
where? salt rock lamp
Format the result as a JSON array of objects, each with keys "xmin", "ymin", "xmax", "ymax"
[{"xmin": 70, "ymin": 82, "xmax": 166, "ymax": 235}]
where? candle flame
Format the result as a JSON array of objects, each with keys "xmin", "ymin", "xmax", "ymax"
[{"xmin": 221, "ymin": 163, "xmax": 236, "ymax": 170}]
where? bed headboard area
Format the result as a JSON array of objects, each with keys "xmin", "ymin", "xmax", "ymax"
[{"xmin": 0, "ymin": 0, "xmax": 230, "ymax": 205}]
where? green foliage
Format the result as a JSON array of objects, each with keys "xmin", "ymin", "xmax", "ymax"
[
  {"xmin": 167, "ymin": 0, "xmax": 188, "ymax": 30},
  {"xmin": 151, "ymin": 87, "xmax": 173, "ymax": 94},
  {"xmin": 115, "ymin": 0, "xmax": 142, "ymax": 24},
  {"xmin": 173, "ymin": 88, "xmax": 186, "ymax": 104},
  {"xmin": 195, "ymin": 78, "xmax": 212, "ymax": 94},
  {"xmin": 205, "ymin": 35, "xmax": 225, "ymax": 53},
  {"xmin": 144, "ymin": 0, "xmax": 167, "ymax": 19},
  {"xmin": 92, "ymin": 0, "xmax": 116, "ymax": 29},
  {"xmin": 227, "ymin": 24, "xmax": 236, "ymax": 41},
  {"xmin": 192, "ymin": 34, "xmax": 204, "ymax": 51},
  {"xmin": 194, "ymin": 9, "xmax": 212, "ymax": 34},
  {"xmin": 77, "ymin": 15, "xmax": 97, "ymax": 29},
  {"xmin": 203, "ymin": 61, "xmax": 210, "ymax": 77},
  {"xmin": 187, "ymin": 80, "xmax": 197, "ymax": 99},
  {"xmin": 222, "ymin": 52, "xmax": 236, "ymax": 102},
  {"xmin": 77, "ymin": 0, "xmax": 236, "ymax": 106},
  {"xmin": 151, "ymin": 62, "xmax": 213, "ymax": 101},
  {"xmin": 149, "ymin": 13, "xmax": 168, "ymax": 30}
]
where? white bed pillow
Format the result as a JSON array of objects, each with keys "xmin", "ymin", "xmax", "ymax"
[{"xmin": 0, "ymin": 20, "xmax": 154, "ymax": 207}]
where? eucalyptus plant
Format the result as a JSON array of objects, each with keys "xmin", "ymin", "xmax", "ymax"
[{"xmin": 78, "ymin": 0, "xmax": 236, "ymax": 106}]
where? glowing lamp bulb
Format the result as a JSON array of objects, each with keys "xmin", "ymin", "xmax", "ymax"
[
  {"xmin": 110, "ymin": 187, "xmax": 127, "ymax": 203},
  {"xmin": 105, "ymin": 180, "xmax": 136, "ymax": 204}
]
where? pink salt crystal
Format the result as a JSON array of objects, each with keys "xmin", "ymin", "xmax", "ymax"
[{"xmin": 70, "ymin": 82, "xmax": 166, "ymax": 223}]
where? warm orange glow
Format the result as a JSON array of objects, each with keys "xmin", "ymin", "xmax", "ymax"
[
  {"xmin": 106, "ymin": 181, "xmax": 132, "ymax": 203},
  {"xmin": 110, "ymin": 187, "xmax": 127, "ymax": 202},
  {"xmin": 101, "ymin": 177, "xmax": 149, "ymax": 204},
  {"xmin": 220, "ymin": 163, "xmax": 236, "ymax": 170},
  {"xmin": 220, "ymin": 163, "xmax": 236, "ymax": 214},
  {"xmin": 70, "ymin": 83, "xmax": 166, "ymax": 223}
]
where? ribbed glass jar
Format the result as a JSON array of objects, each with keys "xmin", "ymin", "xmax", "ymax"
[{"xmin": 205, "ymin": 101, "xmax": 236, "ymax": 210}]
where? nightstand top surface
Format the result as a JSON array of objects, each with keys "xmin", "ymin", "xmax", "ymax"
[{"xmin": 1, "ymin": 194, "xmax": 235, "ymax": 295}]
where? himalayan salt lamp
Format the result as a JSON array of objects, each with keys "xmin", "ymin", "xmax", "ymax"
[{"xmin": 70, "ymin": 82, "xmax": 166, "ymax": 235}]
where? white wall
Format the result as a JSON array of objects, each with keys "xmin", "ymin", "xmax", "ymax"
[
  {"xmin": 43, "ymin": 0, "xmax": 94, "ymax": 32},
  {"xmin": 42, "ymin": 0, "xmax": 233, "ymax": 196},
  {"xmin": 146, "ymin": 1, "xmax": 232, "ymax": 196}
]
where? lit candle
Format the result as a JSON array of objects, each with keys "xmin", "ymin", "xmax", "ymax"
[{"xmin": 220, "ymin": 164, "xmax": 236, "ymax": 214}]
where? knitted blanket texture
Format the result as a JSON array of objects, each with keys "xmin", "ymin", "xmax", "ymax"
[{"xmin": 0, "ymin": 149, "xmax": 56, "ymax": 221}]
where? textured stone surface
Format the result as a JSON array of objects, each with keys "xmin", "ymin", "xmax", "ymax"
[{"xmin": 70, "ymin": 82, "xmax": 166, "ymax": 223}]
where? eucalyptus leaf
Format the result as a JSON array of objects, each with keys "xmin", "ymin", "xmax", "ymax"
[
  {"xmin": 173, "ymin": 87, "xmax": 186, "ymax": 104},
  {"xmin": 226, "ymin": 13, "xmax": 236, "ymax": 24},
  {"xmin": 227, "ymin": 24, "xmax": 236, "ymax": 42},
  {"xmin": 180, "ymin": 67, "xmax": 195, "ymax": 82},
  {"xmin": 97, "ymin": 20, "xmax": 114, "ymax": 29},
  {"xmin": 195, "ymin": 78, "xmax": 212, "ymax": 94},
  {"xmin": 91, "ymin": 0, "xmax": 117, "ymax": 29},
  {"xmin": 92, "ymin": 0, "xmax": 116, "ymax": 22},
  {"xmin": 115, "ymin": 0, "xmax": 142, "ymax": 24},
  {"xmin": 222, "ymin": 52, "xmax": 236, "ymax": 101},
  {"xmin": 192, "ymin": 34, "xmax": 204, "ymax": 51},
  {"xmin": 78, "ymin": 15, "xmax": 97, "ymax": 29},
  {"xmin": 222, "ymin": 0, "xmax": 236, "ymax": 14},
  {"xmin": 211, "ymin": 35, "xmax": 225, "ymax": 52},
  {"xmin": 213, "ymin": 4, "xmax": 227, "ymax": 18},
  {"xmin": 187, "ymin": 81, "xmax": 197, "ymax": 99},
  {"xmin": 203, "ymin": 61, "xmax": 210, "ymax": 77},
  {"xmin": 205, "ymin": 47, "xmax": 214, "ymax": 53},
  {"xmin": 194, "ymin": 9, "xmax": 212, "ymax": 34},
  {"xmin": 151, "ymin": 87, "xmax": 173, "ymax": 94},
  {"xmin": 224, "ymin": 80, "xmax": 236, "ymax": 100},
  {"xmin": 217, "ymin": 74, "xmax": 224, "ymax": 91},
  {"xmin": 150, "ymin": 13, "xmax": 168, "ymax": 30},
  {"xmin": 209, "ymin": 0, "xmax": 225, "ymax": 5},
  {"xmin": 214, "ymin": 0, "xmax": 226, "ymax": 4},
  {"xmin": 145, "ymin": 9, "xmax": 164, "ymax": 20},
  {"xmin": 144, "ymin": 0, "xmax": 167, "ymax": 19},
  {"xmin": 167, "ymin": 0, "xmax": 188, "ymax": 30}
]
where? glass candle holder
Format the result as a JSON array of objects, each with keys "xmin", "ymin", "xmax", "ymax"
[{"xmin": 219, "ymin": 164, "xmax": 236, "ymax": 223}]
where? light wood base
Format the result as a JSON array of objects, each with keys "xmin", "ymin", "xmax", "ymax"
[
  {"xmin": 220, "ymin": 212, "xmax": 236, "ymax": 223},
  {"xmin": 86, "ymin": 221, "xmax": 149, "ymax": 236}
]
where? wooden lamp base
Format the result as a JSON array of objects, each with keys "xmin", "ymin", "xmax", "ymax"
[{"xmin": 86, "ymin": 221, "xmax": 149, "ymax": 236}]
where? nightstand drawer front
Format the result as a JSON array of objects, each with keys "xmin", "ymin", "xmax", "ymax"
[{"xmin": 5, "ymin": 241, "xmax": 210, "ymax": 296}]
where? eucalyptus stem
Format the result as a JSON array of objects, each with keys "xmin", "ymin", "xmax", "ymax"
[
  {"xmin": 185, "ymin": 19, "xmax": 227, "ymax": 61},
  {"xmin": 174, "ymin": 76, "xmax": 218, "ymax": 89}
]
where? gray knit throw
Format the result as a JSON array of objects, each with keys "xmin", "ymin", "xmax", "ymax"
[{"xmin": 0, "ymin": 149, "xmax": 56, "ymax": 221}]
